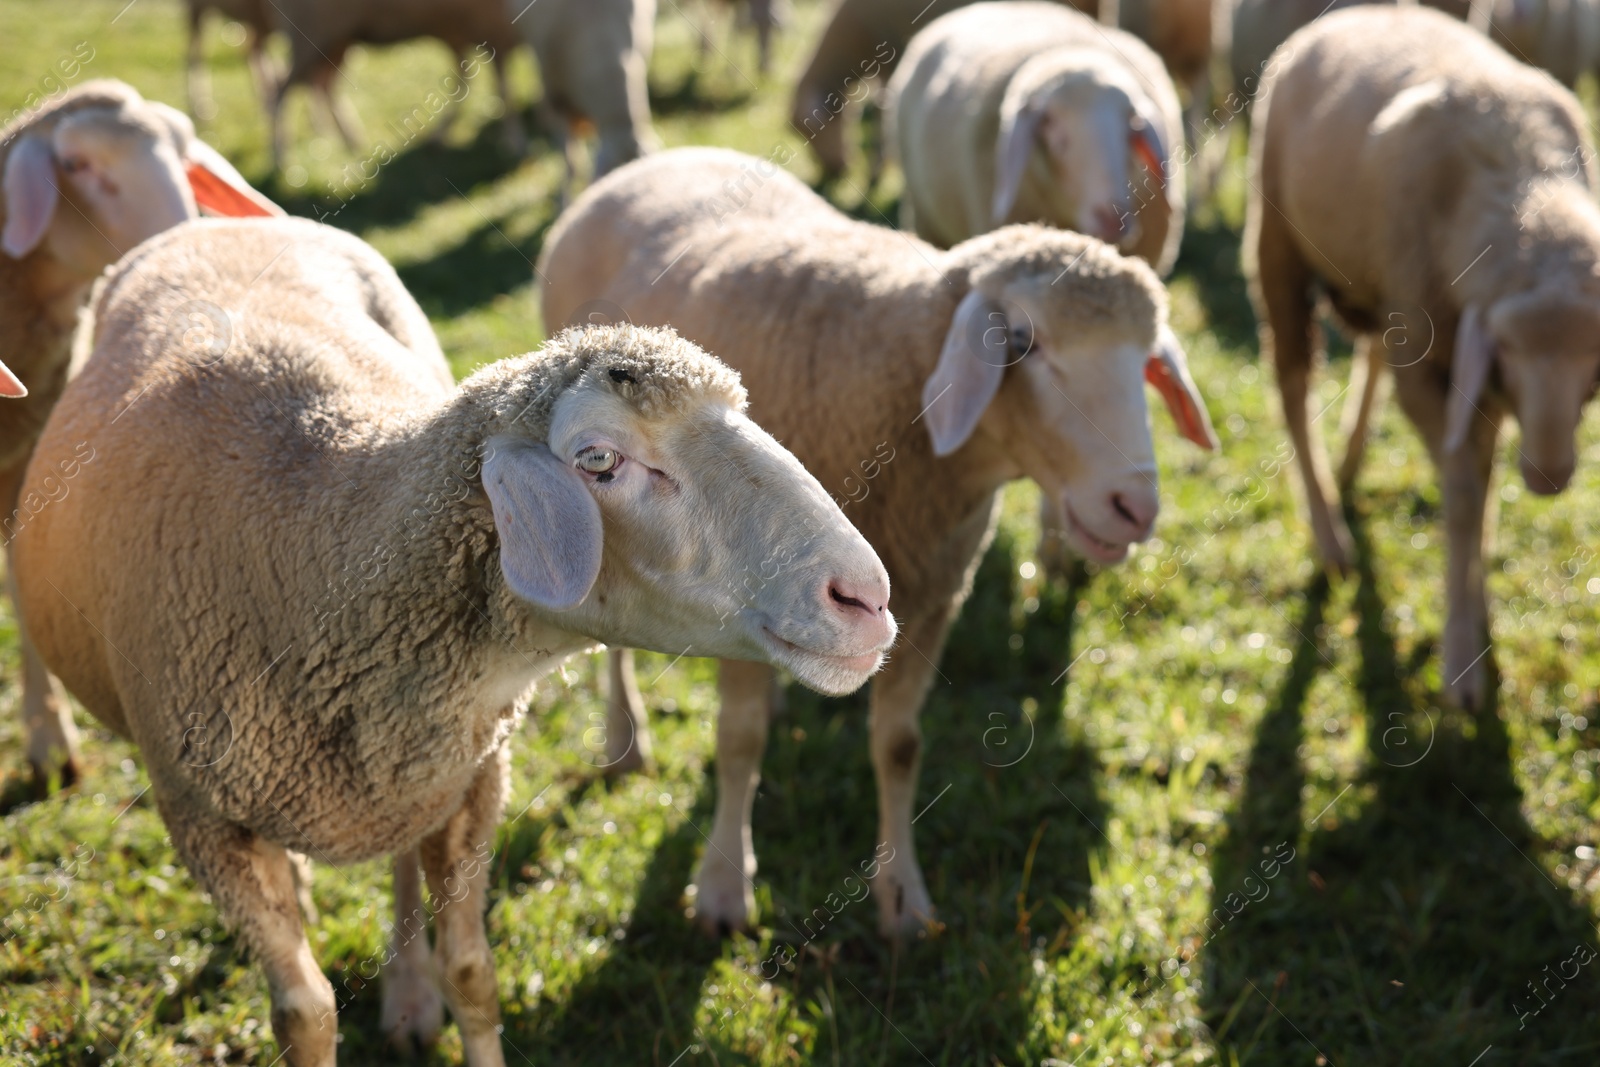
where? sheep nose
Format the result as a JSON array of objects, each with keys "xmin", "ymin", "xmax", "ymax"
[
  {"xmin": 827, "ymin": 576, "xmax": 893, "ymax": 647},
  {"xmin": 1522, "ymin": 459, "xmax": 1574, "ymax": 496},
  {"xmin": 1109, "ymin": 487, "xmax": 1158, "ymax": 539}
]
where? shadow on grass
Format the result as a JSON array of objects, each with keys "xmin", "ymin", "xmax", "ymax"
[
  {"xmin": 270, "ymin": 120, "xmax": 538, "ymax": 237},
  {"xmin": 396, "ymin": 210, "xmax": 555, "ymax": 319},
  {"xmin": 1171, "ymin": 217, "xmax": 1257, "ymax": 356},
  {"xmin": 1203, "ymin": 510, "xmax": 1600, "ymax": 1066},
  {"xmin": 488, "ymin": 522, "xmax": 1108, "ymax": 1061},
  {"xmin": 649, "ymin": 71, "xmax": 756, "ymax": 117}
]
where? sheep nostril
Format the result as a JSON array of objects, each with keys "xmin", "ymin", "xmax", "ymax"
[
  {"xmin": 830, "ymin": 585, "xmax": 875, "ymax": 615},
  {"xmin": 1112, "ymin": 493, "xmax": 1138, "ymax": 527}
]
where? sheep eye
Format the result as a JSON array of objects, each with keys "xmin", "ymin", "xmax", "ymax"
[
  {"xmin": 59, "ymin": 156, "xmax": 87, "ymax": 175},
  {"xmin": 576, "ymin": 447, "xmax": 620, "ymax": 475},
  {"xmin": 1009, "ymin": 326, "xmax": 1032, "ymax": 357}
]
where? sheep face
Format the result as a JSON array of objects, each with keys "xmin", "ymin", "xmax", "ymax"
[
  {"xmin": 923, "ymin": 286, "xmax": 1174, "ymax": 565},
  {"xmin": 1, "ymin": 95, "xmax": 279, "ymax": 272},
  {"xmin": 1456, "ymin": 290, "xmax": 1600, "ymax": 495},
  {"xmin": 490, "ymin": 370, "xmax": 896, "ymax": 696},
  {"xmin": 993, "ymin": 62, "xmax": 1167, "ymax": 253}
]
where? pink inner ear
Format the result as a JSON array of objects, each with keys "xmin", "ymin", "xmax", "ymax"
[
  {"xmin": 1145, "ymin": 355, "xmax": 1215, "ymax": 450},
  {"xmin": 2, "ymin": 137, "xmax": 60, "ymax": 259},
  {"xmin": 1131, "ymin": 132, "xmax": 1165, "ymax": 193}
]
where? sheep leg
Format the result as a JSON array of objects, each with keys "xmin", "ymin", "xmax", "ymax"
[
  {"xmin": 246, "ymin": 31, "xmax": 282, "ymax": 118},
  {"xmin": 1, "ymin": 457, "xmax": 80, "ymax": 795},
  {"xmin": 1335, "ymin": 334, "xmax": 1386, "ymax": 491},
  {"xmin": 602, "ymin": 648, "xmax": 651, "ymax": 776},
  {"xmin": 493, "ymin": 47, "xmax": 528, "ymax": 157},
  {"xmin": 380, "ymin": 848, "xmax": 445, "ymax": 1053},
  {"xmin": 418, "ymin": 748, "xmax": 508, "ymax": 1067},
  {"xmin": 157, "ymin": 796, "xmax": 336, "ymax": 1066},
  {"xmin": 1255, "ymin": 202, "xmax": 1354, "ymax": 572},
  {"xmin": 692, "ymin": 659, "xmax": 773, "ymax": 935},
  {"xmin": 186, "ymin": 5, "xmax": 215, "ymax": 122},
  {"xmin": 868, "ymin": 611, "xmax": 950, "ymax": 937},
  {"xmin": 311, "ymin": 64, "xmax": 363, "ymax": 151},
  {"xmin": 1393, "ymin": 366, "xmax": 1500, "ymax": 711},
  {"xmin": 287, "ymin": 849, "xmax": 317, "ymax": 926}
]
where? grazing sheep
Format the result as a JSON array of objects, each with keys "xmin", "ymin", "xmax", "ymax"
[
  {"xmin": 1, "ymin": 79, "xmax": 278, "ymax": 793},
  {"xmin": 512, "ymin": 0, "xmax": 660, "ymax": 198},
  {"xmin": 541, "ymin": 146, "xmax": 1217, "ymax": 936},
  {"xmin": 13, "ymin": 215, "xmax": 896, "ymax": 1062},
  {"xmin": 184, "ymin": 0, "xmax": 279, "ymax": 122},
  {"xmin": 889, "ymin": 1, "xmax": 1186, "ymax": 274},
  {"xmin": 792, "ymin": 0, "xmax": 1084, "ymax": 180},
  {"xmin": 265, "ymin": 0, "xmax": 529, "ymax": 170},
  {"xmin": 1488, "ymin": 0, "xmax": 1600, "ymax": 86},
  {"xmin": 1246, "ymin": 4, "xmax": 1600, "ymax": 711}
]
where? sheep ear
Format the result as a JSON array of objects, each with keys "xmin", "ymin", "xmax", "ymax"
[
  {"xmin": 2, "ymin": 137, "xmax": 59, "ymax": 259},
  {"xmin": 1130, "ymin": 110, "xmax": 1167, "ymax": 194},
  {"xmin": 483, "ymin": 439, "xmax": 603, "ymax": 611},
  {"xmin": 1145, "ymin": 326, "xmax": 1218, "ymax": 450},
  {"xmin": 0, "ymin": 359, "xmax": 27, "ymax": 398},
  {"xmin": 923, "ymin": 289, "xmax": 1006, "ymax": 457},
  {"xmin": 184, "ymin": 139, "xmax": 283, "ymax": 218},
  {"xmin": 993, "ymin": 98, "xmax": 1042, "ymax": 226},
  {"xmin": 1445, "ymin": 303, "xmax": 1495, "ymax": 453}
]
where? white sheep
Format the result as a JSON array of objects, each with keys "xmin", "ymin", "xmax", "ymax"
[
  {"xmin": 541, "ymin": 146, "xmax": 1217, "ymax": 936},
  {"xmin": 1246, "ymin": 4, "xmax": 1600, "ymax": 710},
  {"xmin": 14, "ymin": 215, "xmax": 895, "ymax": 1062},
  {"xmin": 889, "ymin": 1, "xmax": 1186, "ymax": 274},
  {"xmin": 265, "ymin": 0, "xmax": 529, "ymax": 169},
  {"xmin": 510, "ymin": 0, "xmax": 660, "ymax": 198},
  {"xmin": 1, "ymin": 79, "xmax": 278, "ymax": 794}
]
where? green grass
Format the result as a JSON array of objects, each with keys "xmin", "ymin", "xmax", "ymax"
[{"xmin": 4, "ymin": 1, "xmax": 1600, "ymax": 1063}]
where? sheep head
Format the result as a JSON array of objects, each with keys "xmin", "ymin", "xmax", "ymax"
[
  {"xmin": 1447, "ymin": 289, "xmax": 1600, "ymax": 494},
  {"xmin": 1, "ymin": 81, "xmax": 279, "ymax": 275},
  {"xmin": 993, "ymin": 54, "xmax": 1168, "ymax": 253},
  {"xmin": 924, "ymin": 228, "xmax": 1215, "ymax": 564},
  {"xmin": 483, "ymin": 325, "xmax": 896, "ymax": 696}
]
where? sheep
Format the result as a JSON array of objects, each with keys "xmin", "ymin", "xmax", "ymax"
[
  {"xmin": 1245, "ymin": 4, "xmax": 1600, "ymax": 711},
  {"xmin": 265, "ymin": 0, "xmax": 529, "ymax": 170},
  {"xmin": 13, "ymin": 214, "xmax": 896, "ymax": 1061},
  {"xmin": 1488, "ymin": 0, "xmax": 1600, "ymax": 87},
  {"xmin": 540, "ymin": 146, "xmax": 1218, "ymax": 936},
  {"xmin": 184, "ymin": 0, "xmax": 279, "ymax": 122},
  {"xmin": 1, "ymin": 79, "xmax": 279, "ymax": 794},
  {"xmin": 888, "ymin": 1, "xmax": 1186, "ymax": 275},
  {"xmin": 512, "ymin": 0, "xmax": 660, "ymax": 199}
]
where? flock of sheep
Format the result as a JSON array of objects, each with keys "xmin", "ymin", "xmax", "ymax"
[{"xmin": 3, "ymin": 0, "xmax": 1600, "ymax": 1061}]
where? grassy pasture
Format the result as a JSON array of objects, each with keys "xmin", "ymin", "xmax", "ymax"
[{"xmin": 3, "ymin": 0, "xmax": 1600, "ymax": 1063}]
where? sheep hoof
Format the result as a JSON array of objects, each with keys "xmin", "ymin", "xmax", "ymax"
[
  {"xmin": 380, "ymin": 966, "xmax": 444, "ymax": 1055},
  {"xmin": 1443, "ymin": 634, "xmax": 1491, "ymax": 713},
  {"xmin": 1313, "ymin": 523, "xmax": 1356, "ymax": 578},
  {"xmin": 691, "ymin": 866, "xmax": 755, "ymax": 937},
  {"xmin": 874, "ymin": 872, "xmax": 937, "ymax": 940},
  {"xmin": 28, "ymin": 755, "xmax": 82, "ymax": 800},
  {"xmin": 601, "ymin": 744, "xmax": 649, "ymax": 779}
]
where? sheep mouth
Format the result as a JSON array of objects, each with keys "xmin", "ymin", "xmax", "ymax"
[
  {"xmin": 759, "ymin": 627, "xmax": 886, "ymax": 694},
  {"xmin": 1063, "ymin": 504, "xmax": 1133, "ymax": 565}
]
